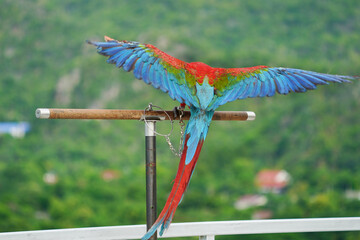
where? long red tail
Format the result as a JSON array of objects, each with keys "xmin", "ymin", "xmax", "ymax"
[{"xmin": 142, "ymin": 134, "xmax": 204, "ymax": 239}]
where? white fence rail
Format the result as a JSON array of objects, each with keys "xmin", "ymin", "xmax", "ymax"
[{"xmin": 0, "ymin": 217, "xmax": 359, "ymax": 240}]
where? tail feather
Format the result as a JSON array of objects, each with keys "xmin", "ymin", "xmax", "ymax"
[
  {"xmin": 141, "ymin": 134, "xmax": 205, "ymax": 240},
  {"xmin": 142, "ymin": 108, "xmax": 213, "ymax": 240}
]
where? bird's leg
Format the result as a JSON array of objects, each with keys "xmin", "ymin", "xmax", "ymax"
[{"xmin": 172, "ymin": 106, "xmax": 179, "ymax": 119}]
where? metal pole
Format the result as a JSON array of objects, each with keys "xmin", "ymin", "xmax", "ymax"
[{"xmin": 145, "ymin": 120, "xmax": 157, "ymax": 240}]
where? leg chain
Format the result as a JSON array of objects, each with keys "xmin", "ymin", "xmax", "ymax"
[{"xmin": 144, "ymin": 103, "xmax": 185, "ymax": 158}]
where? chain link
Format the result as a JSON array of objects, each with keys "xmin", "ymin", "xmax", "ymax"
[
  {"xmin": 144, "ymin": 103, "xmax": 185, "ymax": 158},
  {"xmin": 165, "ymin": 107, "xmax": 185, "ymax": 157}
]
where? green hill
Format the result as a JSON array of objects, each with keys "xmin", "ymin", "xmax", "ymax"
[{"xmin": 1, "ymin": 1, "xmax": 359, "ymax": 239}]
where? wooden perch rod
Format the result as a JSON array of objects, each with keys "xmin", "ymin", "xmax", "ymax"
[{"xmin": 35, "ymin": 108, "xmax": 255, "ymax": 121}]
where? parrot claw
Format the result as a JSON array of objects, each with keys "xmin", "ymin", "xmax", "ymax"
[
  {"xmin": 173, "ymin": 105, "xmax": 185, "ymax": 119},
  {"xmin": 173, "ymin": 106, "xmax": 180, "ymax": 119}
]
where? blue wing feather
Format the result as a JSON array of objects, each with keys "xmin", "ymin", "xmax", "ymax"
[
  {"xmin": 250, "ymin": 79, "xmax": 262, "ymax": 97},
  {"xmin": 211, "ymin": 67, "xmax": 353, "ymax": 108},
  {"xmin": 142, "ymin": 62, "xmax": 151, "ymax": 84},
  {"xmin": 100, "ymin": 46, "xmax": 125, "ymax": 56},
  {"xmin": 167, "ymin": 74, "xmax": 180, "ymax": 101},
  {"xmin": 309, "ymin": 72, "xmax": 343, "ymax": 83},
  {"xmin": 280, "ymin": 75, "xmax": 296, "ymax": 92},
  {"xmin": 148, "ymin": 62, "xmax": 158, "ymax": 88},
  {"xmin": 133, "ymin": 59, "xmax": 144, "ymax": 79},
  {"xmin": 270, "ymin": 71, "xmax": 288, "ymax": 94},
  {"xmin": 90, "ymin": 41, "xmax": 122, "ymax": 48},
  {"xmin": 257, "ymin": 72, "xmax": 269, "ymax": 97},
  {"xmin": 117, "ymin": 50, "xmax": 135, "ymax": 68},
  {"xmin": 221, "ymin": 87, "xmax": 238, "ymax": 104},
  {"xmin": 88, "ymin": 39, "xmax": 198, "ymax": 107},
  {"xmin": 152, "ymin": 60, "xmax": 163, "ymax": 89},
  {"xmin": 107, "ymin": 50, "xmax": 124, "ymax": 63},
  {"xmin": 238, "ymin": 83, "xmax": 252, "ymax": 99},
  {"xmin": 88, "ymin": 39, "xmax": 353, "ymax": 110},
  {"xmin": 161, "ymin": 70, "xmax": 172, "ymax": 95},
  {"xmin": 261, "ymin": 71, "xmax": 276, "ymax": 96},
  {"xmin": 300, "ymin": 73, "xmax": 328, "ymax": 85},
  {"xmin": 140, "ymin": 52, "xmax": 150, "ymax": 62},
  {"xmin": 287, "ymin": 74, "xmax": 307, "ymax": 92},
  {"xmin": 171, "ymin": 80, "xmax": 184, "ymax": 103},
  {"xmin": 292, "ymin": 74, "xmax": 317, "ymax": 89},
  {"xmin": 155, "ymin": 68, "xmax": 167, "ymax": 92},
  {"xmin": 123, "ymin": 54, "xmax": 138, "ymax": 72}
]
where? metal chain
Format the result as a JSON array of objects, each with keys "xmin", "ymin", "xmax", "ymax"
[
  {"xmin": 165, "ymin": 107, "xmax": 185, "ymax": 157},
  {"xmin": 143, "ymin": 103, "xmax": 173, "ymax": 137},
  {"xmin": 178, "ymin": 108, "xmax": 185, "ymax": 155},
  {"xmin": 144, "ymin": 103, "xmax": 185, "ymax": 158}
]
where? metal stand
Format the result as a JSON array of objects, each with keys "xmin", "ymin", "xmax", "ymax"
[
  {"xmin": 35, "ymin": 107, "xmax": 256, "ymax": 240},
  {"xmin": 144, "ymin": 119, "xmax": 159, "ymax": 240}
]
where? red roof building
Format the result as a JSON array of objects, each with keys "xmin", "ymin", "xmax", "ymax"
[
  {"xmin": 252, "ymin": 210, "xmax": 273, "ymax": 220},
  {"xmin": 101, "ymin": 169, "xmax": 120, "ymax": 181},
  {"xmin": 256, "ymin": 169, "xmax": 290, "ymax": 193},
  {"xmin": 234, "ymin": 194, "xmax": 268, "ymax": 210}
]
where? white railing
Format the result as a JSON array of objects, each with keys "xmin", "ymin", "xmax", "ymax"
[{"xmin": 0, "ymin": 217, "xmax": 359, "ymax": 240}]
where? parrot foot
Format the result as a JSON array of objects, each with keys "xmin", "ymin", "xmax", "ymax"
[{"xmin": 173, "ymin": 105, "xmax": 185, "ymax": 119}]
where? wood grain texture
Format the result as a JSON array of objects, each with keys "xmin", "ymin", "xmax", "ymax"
[{"xmin": 36, "ymin": 108, "xmax": 255, "ymax": 121}]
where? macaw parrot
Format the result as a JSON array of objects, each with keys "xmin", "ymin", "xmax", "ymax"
[{"xmin": 87, "ymin": 36, "xmax": 356, "ymax": 240}]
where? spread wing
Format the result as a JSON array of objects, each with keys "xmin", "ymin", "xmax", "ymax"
[
  {"xmin": 87, "ymin": 37, "xmax": 199, "ymax": 107},
  {"xmin": 209, "ymin": 66, "xmax": 355, "ymax": 110}
]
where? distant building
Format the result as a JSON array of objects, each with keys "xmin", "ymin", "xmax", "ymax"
[
  {"xmin": 101, "ymin": 169, "xmax": 120, "ymax": 181},
  {"xmin": 252, "ymin": 210, "xmax": 273, "ymax": 220},
  {"xmin": 0, "ymin": 122, "xmax": 30, "ymax": 138},
  {"xmin": 345, "ymin": 190, "xmax": 360, "ymax": 200},
  {"xmin": 43, "ymin": 172, "xmax": 58, "ymax": 185},
  {"xmin": 35, "ymin": 210, "xmax": 50, "ymax": 220},
  {"xmin": 234, "ymin": 194, "xmax": 268, "ymax": 210},
  {"xmin": 256, "ymin": 169, "xmax": 291, "ymax": 193}
]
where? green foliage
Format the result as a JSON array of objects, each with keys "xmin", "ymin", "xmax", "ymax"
[{"xmin": 1, "ymin": 0, "xmax": 360, "ymax": 239}]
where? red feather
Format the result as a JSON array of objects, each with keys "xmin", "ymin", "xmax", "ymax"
[
  {"xmin": 145, "ymin": 44, "xmax": 187, "ymax": 70},
  {"xmin": 143, "ymin": 134, "xmax": 204, "ymax": 239}
]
